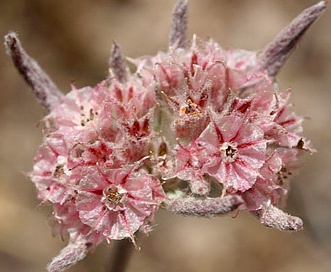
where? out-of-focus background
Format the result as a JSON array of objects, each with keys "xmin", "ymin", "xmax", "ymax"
[{"xmin": 0, "ymin": 0, "xmax": 330, "ymax": 271}]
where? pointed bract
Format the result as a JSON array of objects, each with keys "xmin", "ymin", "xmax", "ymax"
[
  {"xmin": 47, "ymin": 235, "xmax": 92, "ymax": 272},
  {"xmin": 165, "ymin": 195, "xmax": 243, "ymax": 217},
  {"xmin": 256, "ymin": 204, "xmax": 303, "ymax": 231},
  {"xmin": 258, "ymin": 1, "xmax": 327, "ymax": 77},
  {"xmin": 4, "ymin": 32, "xmax": 63, "ymax": 111},
  {"xmin": 109, "ymin": 41, "xmax": 128, "ymax": 83},
  {"xmin": 169, "ymin": 0, "xmax": 188, "ymax": 49}
]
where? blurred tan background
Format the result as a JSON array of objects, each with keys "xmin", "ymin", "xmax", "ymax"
[{"xmin": 0, "ymin": 0, "xmax": 330, "ymax": 271}]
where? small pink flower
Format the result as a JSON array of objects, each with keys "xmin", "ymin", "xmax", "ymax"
[
  {"xmin": 240, "ymin": 152, "xmax": 284, "ymax": 211},
  {"xmin": 50, "ymin": 201, "xmax": 102, "ymax": 246},
  {"xmin": 174, "ymin": 140, "xmax": 209, "ymax": 182},
  {"xmin": 175, "ymin": 114, "xmax": 267, "ymax": 192},
  {"xmin": 75, "ymin": 164, "xmax": 165, "ymax": 241},
  {"xmin": 31, "ymin": 134, "xmax": 73, "ymax": 205}
]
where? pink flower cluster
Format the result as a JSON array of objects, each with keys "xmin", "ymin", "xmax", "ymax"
[
  {"xmin": 32, "ymin": 79, "xmax": 166, "ymax": 245},
  {"xmin": 138, "ymin": 37, "xmax": 313, "ymax": 209},
  {"xmin": 31, "ymin": 34, "xmax": 312, "ymax": 247},
  {"xmin": 5, "ymin": 0, "xmax": 326, "ymax": 271}
]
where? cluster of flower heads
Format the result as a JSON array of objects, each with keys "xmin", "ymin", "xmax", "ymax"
[{"xmin": 5, "ymin": 0, "xmax": 326, "ymax": 271}]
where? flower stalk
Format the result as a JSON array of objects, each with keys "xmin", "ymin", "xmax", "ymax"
[{"xmin": 108, "ymin": 239, "xmax": 135, "ymax": 272}]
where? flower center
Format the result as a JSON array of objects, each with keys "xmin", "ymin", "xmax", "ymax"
[
  {"xmin": 105, "ymin": 186, "xmax": 123, "ymax": 205},
  {"xmin": 220, "ymin": 142, "xmax": 238, "ymax": 162},
  {"xmin": 179, "ymin": 99, "xmax": 200, "ymax": 116}
]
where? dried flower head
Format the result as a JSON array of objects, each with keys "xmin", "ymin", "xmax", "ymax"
[{"xmin": 5, "ymin": 0, "xmax": 326, "ymax": 271}]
